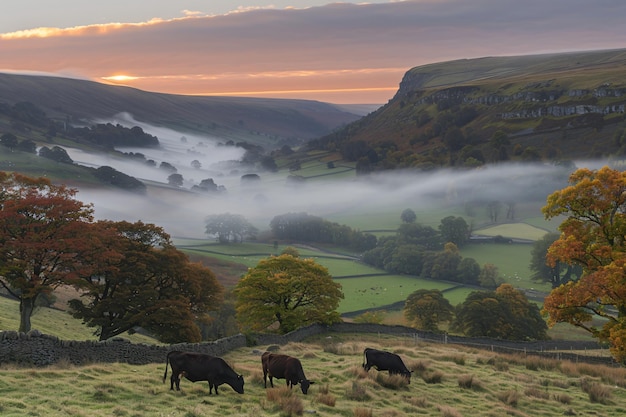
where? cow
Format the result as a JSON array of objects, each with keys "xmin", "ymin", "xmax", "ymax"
[
  {"xmin": 163, "ymin": 351, "xmax": 244, "ymax": 395},
  {"xmin": 362, "ymin": 347, "xmax": 412, "ymax": 383},
  {"xmin": 261, "ymin": 351, "xmax": 314, "ymax": 394}
]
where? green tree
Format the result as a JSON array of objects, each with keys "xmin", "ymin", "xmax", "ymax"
[
  {"xmin": 68, "ymin": 221, "xmax": 223, "ymax": 342},
  {"xmin": 530, "ymin": 232, "xmax": 581, "ymax": 288},
  {"xmin": 0, "ymin": 173, "xmax": 96, "ymax": 333},
  {"xmin": 205, "ymin": 213, "xmax": 258, "ymax": 243},
  {"xmin": 401, "ymin": 208, "xmax": 417, "ymax": 223},
  {"xmin": 542, "ymin": 166, "xmax": 626, "ymax": 362},
  {"xmin": 451, "ymin": 284, "xmax": 547, "ymax": 340},
  {"xmin": 0, "ymin": 133, "xmax": 18, "ymax": 149},
  {"xmin": 385, "ymin": 244, "xmax": 424, "ymax": 275},
  {"xmin": 167, "ymin": 173, "xmax": 184, "ymax": 187},
  {"xmin": 404, "ymin": 289, "xmax": 454, "ymax": 331},
  {"xmin": 457, "ymin": 257, "xmax": 481, "ymax": 285},
  {"xmin": 439, "ymin": 216, "xmax": 470, "ymax": 247},
  {"xmin": 479, "ymin": 263, "xmax": 503, "ymax": 289},
  {"xmin": 234, "ymin": 254, "xmax": 343, "ymax": 333}
]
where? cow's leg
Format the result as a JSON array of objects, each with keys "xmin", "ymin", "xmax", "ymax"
[
  {"xmin": 173, "ymin": 372, "xmax": 182, "ymax": 391},
  {"xmin": 263, "ymin": 370, "xmax": 268, "ymax": 388},
  {"xmin": 269, "ymin": 375, "xmax": 274, "ymax": 388}
]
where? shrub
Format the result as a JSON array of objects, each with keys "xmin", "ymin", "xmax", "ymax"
[
  {"xmin": 496, "ymin": 389, "xmax": 520, "ymax": 407},
  {"xmin": 422, "ymin": 370, "xmax": 443, "ymax": 384},
  {"xmin": 375, "ymin": 372, "xmax": 409, "ymax": 389},
  {"xmin": 458, "ymin": 374, "xmax": 483, "ymax": 390},
  {"xmin": 553, "ymin": 393, "xmax": 572, "ymax": 404},
  {"xmin": 315, "ymin": 384, "xmax": 336, "ymax": 407},
  {"xmin": 265, "ymin": 386, "xmax": 304, "ymax": 416},
  {"xmin": 524, "ymin": 386, "xmax": 549, "ymax": 399},
  {"xmin": 346, "ymin": 381, "xmax": 370, "ymax": 401},
  {"xmin": 438, "ymin": 405, "xmax": 463, "ymax": 417},
  {"xmin": 580, "ymin": 378, "xmax": 612, "ymax": 404},
  {"xmin": 353, "ymin": 407, "xmax": 372, "ymax": 417}
]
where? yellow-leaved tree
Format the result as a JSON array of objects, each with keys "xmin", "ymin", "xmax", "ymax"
[
  {"xmin": 234, "ymin": 254, "xmax": 343, "ymax": 333},
  {"xmin": 542, "ymin": 166, "xmax": 626, "ymax": 362}
]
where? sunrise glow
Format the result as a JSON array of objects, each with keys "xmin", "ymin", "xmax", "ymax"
[{"xmin": 102, "ymin": 75, "xmax": 139, "ymax": 82}]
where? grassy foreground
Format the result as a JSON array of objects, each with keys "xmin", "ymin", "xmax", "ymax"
[{"xmin": 0, "ymin": 334, "xmax": 624, "ymax": 417}]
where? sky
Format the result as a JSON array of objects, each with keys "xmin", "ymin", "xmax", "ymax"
[{"xmin": 2, "ymin": 0, "xmax": 626, "ymax": 104}]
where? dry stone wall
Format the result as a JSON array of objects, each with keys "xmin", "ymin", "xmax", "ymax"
[{"xmin": 0, "ymin": 323, "xmax": 613, "ymax": 367}]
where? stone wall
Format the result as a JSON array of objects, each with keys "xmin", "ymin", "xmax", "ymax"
[{"xmin": 0, "ymin": 323, "xmax": 615, "ymax": 367}]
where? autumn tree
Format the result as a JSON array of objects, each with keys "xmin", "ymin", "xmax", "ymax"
[
  {"xmin": 542, "ymin": 166, "xmax": 626, "ymax": 362},
  {"xmin": 234, "ymin": 254, "xmax": 343, "ymax": 333},
  {"xmin": 404, "ymin": 289, "xmax": 454, "ymax": 332},
  {"xmin": 0, "ymin": 173, "xmax": 96, "ymax": 333},
  {"xmin": 68, "ymin": 221, "xmax": 223, "ymax": 342}
]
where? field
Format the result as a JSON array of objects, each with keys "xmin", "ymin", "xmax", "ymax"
[{"xmin": 0, "ymin": 334, "xmax": 624, "ymax": 417}]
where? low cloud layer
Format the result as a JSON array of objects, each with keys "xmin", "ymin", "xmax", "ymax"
[
  {"xmin": 2, "ymin": 0, "xmax": 626, "ymax": 103},
  {"xmin": 66, "ymin": 114, "xmax": 591, "ymax": 240}
]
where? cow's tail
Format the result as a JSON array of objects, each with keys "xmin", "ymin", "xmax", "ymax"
[{"xmin": 163, "ymin": 351, "xmax": 171, "ymax": 383}]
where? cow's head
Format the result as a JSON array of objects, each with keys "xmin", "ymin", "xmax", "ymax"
[
  {"xmin": 231, "ymin": 374, "xmax": 245, "ymax": 394},
  {"xmin": 300, "ymin": 379, "xmax": 314, "ymax": 394}
]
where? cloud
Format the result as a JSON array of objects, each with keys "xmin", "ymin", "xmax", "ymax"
[{"xmin": 2, "ymin": 0, "xmax": 626, "ymax": 103}]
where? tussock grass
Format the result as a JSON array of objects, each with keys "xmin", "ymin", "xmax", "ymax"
[{"xmin": 1, "ymin": 336, "xmax": 625, "ymax": 416}]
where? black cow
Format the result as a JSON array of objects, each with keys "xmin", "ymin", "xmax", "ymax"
[
  {"xmin": 163, "ymin": 351, "xmax": 244, "ymax": 395},
  {"xmin": 362, "ymin": 347, "xmax": 412, "ymax": 383},
  {"xmin": 261, "ymin": 351, "xmax": 314, "ymax": 394}
]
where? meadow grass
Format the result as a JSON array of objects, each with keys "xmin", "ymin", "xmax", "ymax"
[
  {"xmin": 0, "ymin": 296, "xmax": 156, "ymax": 344},
  {"xmin": 0, "ymin": 336, "xmax": 623, "ymax": 417}
]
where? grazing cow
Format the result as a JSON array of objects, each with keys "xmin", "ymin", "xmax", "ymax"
[
  {"xmin": 261, "ymin": 351, "xmax": 314, "ymax": 394},
  {"xmin": 362, "ymin": 348, "xmax": 412, "ymax": 383},
  {"xmin": 163, "ymin": 351, "xmax": 244, "ymax": 395}
]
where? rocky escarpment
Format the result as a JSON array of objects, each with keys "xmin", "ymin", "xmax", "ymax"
[{"xmin": 396, "ymin": 77, "xmax": 626, "ymax": 121}]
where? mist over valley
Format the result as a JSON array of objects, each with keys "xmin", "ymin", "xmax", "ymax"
[{"xmin": 65, "ymin": 113, "xmax": 584, "ymax": 239}]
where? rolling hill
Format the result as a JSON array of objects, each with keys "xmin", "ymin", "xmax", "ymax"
[{"xmin": 0, "ymin": 72, "xmax": 364, "ymax": 149}]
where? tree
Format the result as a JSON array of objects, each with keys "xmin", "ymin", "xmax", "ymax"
[
  {"xmin": 0, "ymin": 173, "xmax": 96, "ymax": 333},
  {"xmin": 542, "ymin": 166, "xmax": 626, "ymax": 362},
  {"xmin": 479, "ymin": 263, "xmax": 503, "ymax": 289},
  {"xmin": 205, "ymin": 213, "xmax": 258, "ymax": 243},
  {"xmin": 0, "ymin": 133, "xmax": 18, "ymax": 149},
  {"xmin": 401, "ymin": 208, "xmax": 416, "ymax": 223},
  {"xmin": 167, "ymin": 173, "xmax": 184, "ymax": 187},
  {"xmin": 530, "ymin": 232, "xmax": 581, "ymax": 288},
  {"xmin": 68, "ymin": 221, "xmax": 223, "ymax": 342},
  {"xmin": 404, "ymin": 289, "xmax": 454, "ymax": 332},
  {"xmin": 457, "ymin": 257, "xmax": 481, "ymax": 285},
  {"xmin": 451, "ymin": 284, "xmax": 547, "ymax": 340},
  {"xmin": 234, "ymin": 254, "xmax": 343, "ymax": 333},
  {"xmin": 439, "ymin": 216, "xmax": 470, "ymax": 246}
]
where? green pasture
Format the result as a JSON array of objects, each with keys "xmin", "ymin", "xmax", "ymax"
[
  {"xmin": 336, "ymin": 275, "xmax": 455, "ymax": 314},
  {"xmin": 460, "ymin": 242, "xmax": 551, "ymax": 292},
  {"xmin": 473, "ymin": 222, "xmax": 551, "ymax": 241}
]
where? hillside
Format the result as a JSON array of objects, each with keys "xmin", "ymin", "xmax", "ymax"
[
  {"xmin": 0, "ymin": 72, "xmax": 363, "ymax": 149},
  {"xmin": 309, "ymin": 48, "xmax": 626, "ymax": 170}
]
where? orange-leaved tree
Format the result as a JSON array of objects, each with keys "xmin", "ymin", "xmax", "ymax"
[
  {"xmin": 68, "ymin": 220, "xmax": 224, "ymax": 342},
  {"xmin": 542, "ymin": 166, "xmax": 626, "ymax": 362},
  {"xmin": 0, "ymin": 172, "xmax": 96, "ymax": 333}
]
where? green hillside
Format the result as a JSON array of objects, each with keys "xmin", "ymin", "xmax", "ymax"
[{"xmin": 308, "ymin": 49, "xmax": 626, "ymax": 171}]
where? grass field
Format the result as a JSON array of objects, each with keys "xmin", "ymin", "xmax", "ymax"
[{"xmin": 0, "ymin": 335, "xmax": 623, "ymax": 417}]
